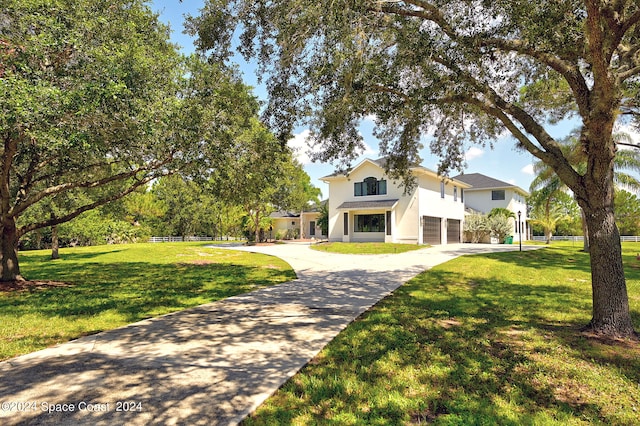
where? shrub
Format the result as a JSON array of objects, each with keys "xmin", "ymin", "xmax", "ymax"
[
  {"xmin": 464, "ymin": 214, "xmax": 490, "ymax": 243},
  {"xmin": 489, "ymin": 215, "xmax": 513, "ymax": 242}
]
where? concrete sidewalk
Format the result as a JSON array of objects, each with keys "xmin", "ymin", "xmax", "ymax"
[{"xmin": 0, "ymin": 243, "xmax": 538, "ymax": 425}]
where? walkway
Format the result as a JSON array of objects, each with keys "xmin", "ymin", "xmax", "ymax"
[{"xmin": 0, "ymin": 244, "xmax": 537, "ymax": 425}]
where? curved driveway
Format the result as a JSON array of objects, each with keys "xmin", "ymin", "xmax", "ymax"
[{"xmin": 0, "ymin": 243, "xmax": 536, "ymax": 425}]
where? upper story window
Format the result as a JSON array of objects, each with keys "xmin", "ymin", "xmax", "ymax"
[
  {"xmin": 354, "ymin": 177, "xmax": 387, "ymax": 196},
  {"xmin": 491, "ymin": 190, "xmax": 506, "ymax": 200},
  {"xmin": 453, "ymin": 186, "xmax": 458, "ymax": 202},
  {"xmin": 440, "ymin": 181, "xmax": 445, "ymax": 198}
]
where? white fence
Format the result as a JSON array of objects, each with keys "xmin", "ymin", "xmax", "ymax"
[
  {"xmin": 149, "ymin": 236, "xmax": 214, "ymax": 243},
  {"xmin": 532, "ymin": 235, "xmax": 640, "ymax": 243}
]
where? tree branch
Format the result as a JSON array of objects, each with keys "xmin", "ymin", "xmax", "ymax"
[
  {"xmin": 479, "ymin": 38, "xmax": 591, "ymax": 117},
  {"xmin": 368, "ymin": 84, "xmax": 411, "ymax": 102},
  {"xmin": 620, "ymin": 8, "xmax": 640, "ymax": 36},
  {"xmin": 10, "ymin": 156, "xmax": 174, "ymax": 218},
  {"xmin": 16, "ymin": 174, "xmax": 164, "ymax": 238}
]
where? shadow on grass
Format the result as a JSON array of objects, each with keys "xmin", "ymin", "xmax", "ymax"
[
  {"xmin": 3, "ymin": 260, "xmax": 294, "ymax": 321},
  {"xmin": 244, "ymin": 263, "xmax": 639, "ymax": 425},
  {"xmin": 19, "ymin": 248, "xmax": 126, "ymax": 263},
  {"xmin": 0, "ymin": 256, "xmax": 297, "ymax": 361}
]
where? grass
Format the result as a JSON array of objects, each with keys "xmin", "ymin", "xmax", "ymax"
[
  {"xmin": 311, "ymin": 242, "xmax": 425, "ymax": 254},
  {"xmin": 0, "ymin": 242, "xmax": 295, "ymax": 361},
  {"xmin": 243, "ymin": 242, "xmax": 640, "ymax": 425}
]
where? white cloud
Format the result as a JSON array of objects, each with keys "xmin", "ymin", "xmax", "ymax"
[
  {"xmin": 359, "ymin": 141, "xmax": 379, "ymax": 158},
  {"xmin": 521, "ymin": 164, "xmax": 535, "ymax": 175},
  {"xmin": 464, "ymin": 147, "xmax": 484, "ymax": 162},
  {"xmin": 287, "ymin": 129, "xmax": 315, "ymax": 165},
  {"xmin": 288, "ymin": 129, "xmax": 379, "ymax": 165}
]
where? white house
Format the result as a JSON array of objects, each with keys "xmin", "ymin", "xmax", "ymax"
[
  {"xmin": 452, "ymin": 173, "xmax": 530, "ymax": 242},
  {"xmin": 269, "ymin": 202, "xmax": 327, "ymax": 240},
  {"xmin": 321, "ymin": 158, "xmax": 471, "ymax": 244}
]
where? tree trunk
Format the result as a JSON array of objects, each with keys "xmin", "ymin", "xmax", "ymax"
[
  {"xmin": 583, "ymin": 204, "xmax": 636, "ymax": 338},
  {"xmin": 254, "ymin": 209, "xmax": 261, "ymax": 243},
  {"xmin": 51, "ymin": 225, "xmax": 60, "ymax": 260},
  {"xmin": 581, "ymin": 209, "xmax": 589, "ymax": 252},
  {"xmin": 1, "ymin": 216, "xmax": 22, "ymax": 282}
]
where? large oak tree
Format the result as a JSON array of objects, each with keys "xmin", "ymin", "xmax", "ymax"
[
  {"xmin": 0, "ymin": 0, "xmax": 253, "ymax": 282},
  {"xmin": 189, "ymin": 0, "xmax": 640, "ymax": 338}
]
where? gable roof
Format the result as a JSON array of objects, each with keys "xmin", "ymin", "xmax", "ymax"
[
  {"xmin": 321, "ymin": 157, "xmax": 472, "ymax": 188},
  {"xmin": 453, "ymin": 173, "xmax": 529, "ymax": 196}
]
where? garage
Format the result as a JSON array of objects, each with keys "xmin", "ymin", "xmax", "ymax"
[
  {"xmin": 447, "ymin": 219, "xmax": 461, "ymax": 243},
  {"xmin": 422, "ymin": 216, "xmax": 442, "ymax": 245}
]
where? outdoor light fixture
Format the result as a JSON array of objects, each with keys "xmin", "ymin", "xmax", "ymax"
[{"xmin": 518, "ymin": 210, "xmax": 522, "ymax": 252}]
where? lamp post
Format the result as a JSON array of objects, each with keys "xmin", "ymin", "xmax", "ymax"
[{"xmin": 518, "ymin": 210, "xmax": 522, "ymax": 252}]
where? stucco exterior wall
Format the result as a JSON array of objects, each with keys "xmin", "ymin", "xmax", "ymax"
[
  {"xmin": 271, "ymin": 217, "xmax": 300, "ymax": 239},
  {"xmin": 463, "ymin": 188, "xmax": 529, "ymax": 242},
  {"xmin": 324, "ymin": 160, "xmax": 467, "ymax": 244},
  {"xmin": 416, "ymin": 176, "xmax": 466, "ymax": 244}
]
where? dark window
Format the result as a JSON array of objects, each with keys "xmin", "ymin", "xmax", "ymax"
[
  {"xmin": 354, "ymin": 182, "xmax": 363, "ymax": 196},
  {"xmin": 379, "ymin": 179, "xmax": 387, "ymax": 194},
  {"xmin": 354, "ymin": 214, "xmax": 385, "ymax": 232},
  {"xmin": 354, "ymin": 177, "xmax": 387, "ymax": 196},
  {"xmin": 492, "ymin": 190, "xmax": 506, "ymax": 200},
  {"xmin": 343, "ymin": 213, "xmax": 349, "ymax": 235},
  {"xmin": 386, "ymin": 211, "xmax": 392, "ymax": 236},
  {"xmin": 461, "ymin": 188, "xmax": 464, "ymax": 203},
  {"xmin": 440, "ymin": 181, "xmax": 445, "ymax": 198}
]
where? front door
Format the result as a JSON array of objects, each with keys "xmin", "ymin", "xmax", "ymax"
[{"xmin": 309, "ymin": 221, "xmax": 316, "ymax": 236}]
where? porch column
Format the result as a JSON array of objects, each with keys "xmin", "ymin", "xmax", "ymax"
[{"xmin": 385, "ymin": 210, "xmax": 394, "ymax": 243}]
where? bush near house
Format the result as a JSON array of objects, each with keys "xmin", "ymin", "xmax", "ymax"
[{"xmin": 464, "ymin": 214, "xmax": 512, "ymax": 243}]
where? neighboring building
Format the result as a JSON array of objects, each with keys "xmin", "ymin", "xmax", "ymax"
[
  {"xmin": 269, "ymin": 202, "xmax": 327, "ymax": 240},
  {"xmin": 320, "ymin": 158, "xmax": 470, "ymax": 244},
  {"xmin": 453, "ymin": 173, "xmax": 530, "ymax": 242}
]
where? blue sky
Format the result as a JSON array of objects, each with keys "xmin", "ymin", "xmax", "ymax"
[{"xmin": 150, "ymin": 0, "xmax": 574, "ymax": 198}]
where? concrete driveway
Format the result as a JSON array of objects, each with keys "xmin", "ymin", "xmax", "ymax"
[{"xmin": 0, "ymin": 243, "xmax": 537, "ymax": 425}]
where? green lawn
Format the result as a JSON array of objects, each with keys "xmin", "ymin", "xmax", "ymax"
[
  {"xmin": 311, "ymin": 242, "xmax": 425, "ymax": 254},
  {"xmin": 243, "ymin": 242, "xmax": 640, "ymax": 425},
  {"xmin": 0, "ymin": 242, "xmax": 295, "ymax": 361}
]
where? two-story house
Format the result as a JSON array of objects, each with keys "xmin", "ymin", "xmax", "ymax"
[
  {"xmin": 321, "ymin": 158, "xmax": 470, "ymax": 244},
  {"xmin": 453, "ymin": 173, "xmax": 530, "ymax": 242}
]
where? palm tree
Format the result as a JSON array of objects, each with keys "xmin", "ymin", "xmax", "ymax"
[
  {"xmin": 529, "ymin": 131, "xmax": 640, "ymax": 250},
  {"xmin": 528, "ymin": 201, "xmax": 568, "ymax": 244}
]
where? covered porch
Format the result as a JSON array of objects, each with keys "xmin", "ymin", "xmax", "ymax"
[{"xmin": 336, "ymin": 199, "xmax": 399, "ymax": 243}]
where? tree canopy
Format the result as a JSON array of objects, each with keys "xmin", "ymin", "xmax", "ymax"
[
  {"xmin": 189, "ymin": 0, "xmax": 640, "ymax": 338},
  {"xmin": 0, "ymin": 0, "xmax": 257, "ymax": 281}
]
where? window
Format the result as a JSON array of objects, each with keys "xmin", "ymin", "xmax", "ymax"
[
  {"xmin": 354, "ymin": 177, "xmax": 387, "ymax": 196},
  {"xmin": 386, "ymin": 211, "xmax": 392, "ymax": 236},
  {"xmin": 492, "ymin": 190, "xmax": 506, "ymax": 200},
  {"xmin": 453, "ymin": 186, "xmax": 458, "ymax": 202},
  {"xmin": 461, "ymin": 188, "xmax": 464, "ymax": 203},
  {"xmin": 440, "ymin": 181, "xmax": 445, "ymax": 198},
  {"xmin": 354, "ymin": 214, "xmax": 385, "ymax": 232},
  {"xmin": 343, "ymin": 212, "xmax": 349, "ymax": 235}
]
